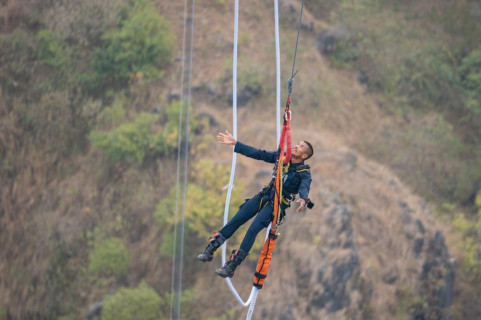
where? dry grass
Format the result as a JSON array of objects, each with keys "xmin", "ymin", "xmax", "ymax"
[{"xmin": 1, "ymin": 0, "xmax": 478, "ymax": 318}]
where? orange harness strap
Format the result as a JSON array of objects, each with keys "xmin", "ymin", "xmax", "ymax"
[
  {"xmin": 252, "ymin": 0, "xmax": 305, "ymax": 293},
  {"xmin": 253, "ymin": 98, "xmax": 292, "ymax": 289},
  {"xmin": 253, "ymin": 231, "xmax": 278, "ymax": 288}
]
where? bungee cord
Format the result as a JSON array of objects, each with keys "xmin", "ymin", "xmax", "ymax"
[
  {"xmin": 220, "ymin": 0, "xmax": 292, "ymax": 319},
  {"xmin": 221, "ymin": 0, "xmax": 256, "ymax": 308}
]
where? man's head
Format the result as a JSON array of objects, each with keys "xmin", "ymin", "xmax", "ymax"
[{"xmin": 292, "ymin": 140, "xmax": 314, "ymax": 161}]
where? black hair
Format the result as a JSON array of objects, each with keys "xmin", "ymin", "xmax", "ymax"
[{"xmin": 303, "ymin": 140, "xmax": 314, "ymax": 160}]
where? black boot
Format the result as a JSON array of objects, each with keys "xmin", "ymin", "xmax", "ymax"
[
  {"xmin": 215, "ymin": 249, "xmax": 247, "ymax": 278},
  {"xmin": 197, "ymin": 232, "xmax": 225, "ymax": 262}
]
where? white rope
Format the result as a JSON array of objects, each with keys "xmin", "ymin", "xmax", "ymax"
[
  {"xmin": 169, "ymin": 0, "xmax": 188, "ymax": 317},
  {"xmin": 220, "ymin": 1, "xmax": 282, "ymax": 318},
  {"xmin": 170, "ymin": 0, "xmax": 196, "ymax": 319},
  {"xmin": 246, "ymin": 286, "xmax": 260, "ymax": 320},
  {"xmin": 221, "ymin": 0, "xmax": 255, "ymax": 307}
]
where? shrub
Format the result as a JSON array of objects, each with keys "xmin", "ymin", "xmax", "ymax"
[
  {"xmin": 152, "ymin": 158, "xmax": 266, "ymax": 262},
  {"xmin": 23, "ymin": 91, "xmax": 79, "ymax": 156},
  {"xmin": 42, "ymin": 0, "xmax": 130, "ymax": 45},
  {"xmin": 89, "ymin": 100, "xmax": 193, "ymax": 164},
  {"xmin": 0, "ymin": 30, "xmax": 39, "ymax": 93},
  {"xmin": 154, "ymin": 158, "xmax": 244, "ymax": 237},
  {"xmin": 88, "ymin": 237, "xmax": 130, "ymax": 277},
  {"xmin": 36, "ymin": 29, "xmax": 70, "ymax": 69},
  {"xmin": 89, "ymin": 112, "xmax": 165, "ymax": 163},
  {"xmin": 161, "ymin": 289, "xmax": 196, "ymax": 319},
  {"xmin": 453, "ymin": 192, "xmax": 481, "ymax": 290},
  {"xmin": 327, "ymin": 1, "xmax": 481, "ymax": 206},
  {"xmin": 91, "ymin": 2, "xmax": 175, "ymax": 88},
  {"xmin": 158, "ymin": 101, "xmax": 189, "ymax": 151},
  {"xmin": 459, "ymin": 46, "xmax": 481, "ymax": 115},
  {"xmin": 102, "ymin": 281, "xmax": 164, "ymax": 320}
]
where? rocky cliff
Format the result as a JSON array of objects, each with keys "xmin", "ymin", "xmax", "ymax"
[{"xmin": 241, "ymin": 148, "xmax": 457, "ymax": 319}]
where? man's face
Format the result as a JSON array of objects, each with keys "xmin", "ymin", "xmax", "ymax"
[{"xmin": 292, "ymin": 141, "xmax": 309, "ymax": 159}]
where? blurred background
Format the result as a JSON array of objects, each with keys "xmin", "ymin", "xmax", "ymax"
[{"xmin": 1, "ymin": 0, "xmax": 480, "ymax": 319}]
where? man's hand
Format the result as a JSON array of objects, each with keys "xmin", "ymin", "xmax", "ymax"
[
  {"xmin": 296, "ymin": 199, "xmax": 306, "ymax": 212},
  {"xmin": 217, "ymin": 130, "xmax": 237, "ymax": 145}
]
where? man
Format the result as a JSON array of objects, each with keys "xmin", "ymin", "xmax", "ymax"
[{"xmin": 197, "ymin": 130, "xmax": 313, "ymax": 278}]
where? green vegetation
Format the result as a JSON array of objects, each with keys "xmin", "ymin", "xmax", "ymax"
[
  {"xmin": 453, "ymin": 192, "xmax": 481, "ymax": 292},
  {"xmin": 206, "ymin": 309, "xmax": 236, "ymax": 320},
  {"xmin": 154, "ymin": 158, "xmax": 244, "ymax": 238},
  {"xmin": 36, "ymin": 30, "xmax": 71, "ymax": 70},
  {"xmin": 1, "ymin": 0, "xmax": 481, "ymax": 318},
  {"xmin": 154, "ymin": 158, "xmax": 265, "ymax": 263},
  {"xmin": 89, "ymin": 101, "xmax": 188, "ymax": 164},
  {"xmin": 162, "ymin": 290, "xmax": 196, "ymax": 319},
  {"xmin": 88, "ymin": 2, "xmax": 175, "ymax": 91},
  {"xmin": 325, "ymin": 0, "xmax": 481, "ymax": 203},
  {"xmin": 88, "ymin": 237, "xmax": 130, "ymax": 277},
  {"xmin": 458, "ymin": 46, "xmax": 481, "ymax": 116},
  {"xmin": 102, "ymin": 281, "xmax": 164, "ymax": 320},
  {"xmin": 89, "ymin": 112, "xmax": 165, "ymax": 163}
]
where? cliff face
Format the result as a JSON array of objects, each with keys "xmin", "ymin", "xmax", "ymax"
[{"xmin": 249, "ymin": 148, "xmax": 456, "ymax": 319}]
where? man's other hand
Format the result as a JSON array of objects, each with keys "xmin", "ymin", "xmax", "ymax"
[
  {"xmin": 217, "ymin": 130, "xmax": 237, "ymax": 145},
  {"xmin": 296, "ymin": 198, "xmax": 306, "ymax": 212}
]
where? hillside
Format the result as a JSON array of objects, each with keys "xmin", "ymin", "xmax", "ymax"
[{"xmin": 1, "ymin": 0, "xmax": 481, "ymax": 319}]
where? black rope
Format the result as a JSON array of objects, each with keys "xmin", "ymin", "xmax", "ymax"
[{"xmin": 287, "ymin": 0, "xmax": 305, "ymax": 98}]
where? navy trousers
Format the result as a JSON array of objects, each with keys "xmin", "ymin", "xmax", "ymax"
[{"xmin": 219, "ymin": 192, "xmax": 274, "ymax": 255}]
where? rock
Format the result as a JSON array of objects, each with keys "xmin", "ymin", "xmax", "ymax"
[
  {"xmin": 413, "ymin": 238, "xmax": 424, "ymax": 258},
  {"xmin": 399, "ymin": 201, "xmax": 414, "ymax": 224},
  {"xmin": 315, "ymin": 26, "xmax": 349, "ymax": 55},
  {"xmin": 279, "ymin": 0, "xmax": 315, "ymax": 32},
  {"xmin": 382, "ymin": 270, "xmax": 398, "ymax": 285},
  {"xmin": 345, "ymin": 150, "xmax": 357, "ymax": 171},
  {"xmin": 310, "ymin": 205, "xmax": 360, "ymax": 313},
  {"xmin": 197, "ymin": 112, "xmax": 218, "ymax": 128},
  {"xmin": 414, "ymin": 231, "xmax": 457, "ymax": 319},
  {"xmin": 227, "ymin": 82, "xmax": 262, "ymax": 107},
  {"xmin": 415, "ymin": 219, "xmax": 425, "ymax": 234},
  {"xmin": 327, "ymin": 205, "xmax": 355, "ymax": 249},
  {"xmin": 206, "ymin": 82, "xmax": 218, "ymax": 98},
  {"xmin": 311, "ymin": 250, "xmax": 360, "ymax": 312},
  {"xmin": 358, "ymin": 71, "xmax": 369, "ymax": 85},
  {"xmin": 87, "ymin": 301, "xmax": 103, "ymax": 320},
  {"xmin": 168, "ymin": 91, "xmax": 180, "ymax": 102}
]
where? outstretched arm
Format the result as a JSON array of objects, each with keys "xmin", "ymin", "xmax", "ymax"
[
  {"xmin": 217, "ymin": 129, "xmax": 277, "ymax": 163},
  {"xmin": 217, "ymin": 130, "xmax": 237, "ymax": 145}
]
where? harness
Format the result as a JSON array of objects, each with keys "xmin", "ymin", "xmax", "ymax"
[{"xmin": 263, "ymin": 161, "xmax": 310, "ymax": 206}]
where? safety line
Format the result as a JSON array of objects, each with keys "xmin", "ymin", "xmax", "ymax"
[
  {"xmin": 275, "ymin": 0, "xmax": 281, "ymax": 143},
  {"xmin": 290, "ymin": 0, "xmax": 305, "ymax": 79},
  {"xmin": 178, "ymin": 0, "xmax": 196, "ymax": 316},
  {"xmin": 170, "ymin": 0, "xmax": 196, "ymax": 319},
  {"xmin": 169, "ymin": 0, "xmax": 188, "ymax": 317}
]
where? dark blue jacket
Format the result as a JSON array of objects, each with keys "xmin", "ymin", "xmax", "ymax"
[{"xmin": 234, "ymin": 141, "xmax": 312, "ymax": 201}]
